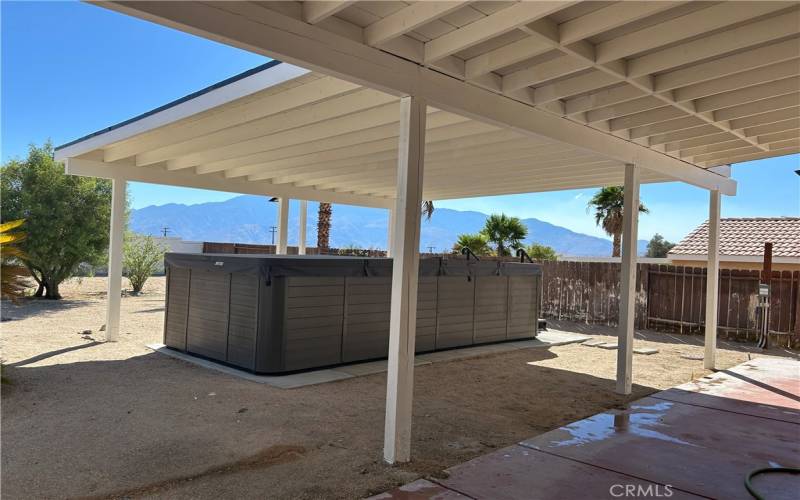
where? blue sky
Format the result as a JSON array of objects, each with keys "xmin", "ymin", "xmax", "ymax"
[{"xmin": 3, "ymin": 1, "xmax": 798, "ymax": 243}]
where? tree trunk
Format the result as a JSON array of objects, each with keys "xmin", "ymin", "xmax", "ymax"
[
  {"xmin": 44, "ymin": 279, "xmax": 61, "ymax": 300},
  {"xmin": 612, "ymin": 233, "xmax": 621, "ymax": 258},
  {"xmin": 317, "ymin": 202, "xmax": 332, "ymax": 253},
  {"xmin": 27, "ymin": 264, "xmax": 44, "ymax": 297}
]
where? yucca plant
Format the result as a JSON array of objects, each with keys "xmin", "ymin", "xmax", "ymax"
[{"xmin": 1, "ymin": 219, "xmax": 30, "ymax": 300}]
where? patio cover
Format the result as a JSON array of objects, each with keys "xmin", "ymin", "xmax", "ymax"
[
  {"xmin": 57, "ymin": 61, "xmax": 727, "ymax": 207},
  {"xmin": 56, "ymin": 0, "xmax": 799, "ymax": 465}
]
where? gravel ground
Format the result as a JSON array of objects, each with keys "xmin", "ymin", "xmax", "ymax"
[{"xmin": 1, "ymin": 277, "xmax": 796, "ymax": 499}]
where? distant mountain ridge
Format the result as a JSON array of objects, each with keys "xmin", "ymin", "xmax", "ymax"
[{"xmin": 130, "ymin": 195, "xmax": 647, "ymax": 256}]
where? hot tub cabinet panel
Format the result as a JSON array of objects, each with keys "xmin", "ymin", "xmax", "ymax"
[
  {"xmin": 474, "ymin": 276, "xmax": 509, "ymax": 344},
  {"xmin": 435, "ymin": 277, "xmax": 475, "ymax": 349},
  {"xmin": 163, "ymin": 254, "xmax": 541, "ymax": 374},
  {"xmin": 164, "ymin": 267, "xmax": 190, "ymax": 351},
  {"xmin": 283, "ymin": 276, "xmax": 345, "ymax": 371},
  {"xmin": 342, "ymin": 277, "xmax": 391, "ymax": 363},
  {"xmin": 226, "ymin": 273, "xmax": 260, "ymax": 370},
  {"xmin": 415, "ymin": 277, "xmax": 438, "ymax": 353},
  {"xmin": 186, "ymin": 270, "xmax": 230, "ymax": 361},
  {"xmin": 508, "ymin": 275, "xmax": 540, "ymax": 340}
]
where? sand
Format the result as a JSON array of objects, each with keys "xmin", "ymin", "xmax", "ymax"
[{"xmin": 1, "ymin": 277, "xmax": 796, "ymax": 499}]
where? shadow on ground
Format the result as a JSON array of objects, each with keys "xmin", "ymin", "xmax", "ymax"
[
  {"xmin": 5, "ymin": 341, "xmax": 104, "ymax": 367},
  {"xmin": 1, "ymin": 297, "xmax": 93, "ymax": 321},
  {"xmin": 547, "ymin": 319, "xmax": 800, "ymax": 358},
  {"xmin": 1, "ymin": 345, "xmax": 655, "ymax": 500}
]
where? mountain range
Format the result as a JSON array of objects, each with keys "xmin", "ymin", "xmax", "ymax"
[{"xmin": 130, "ymin": 195, "xmax": 647, "ymax": 256}]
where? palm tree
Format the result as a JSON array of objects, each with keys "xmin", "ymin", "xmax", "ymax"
[
  {"xmin": 587, "ymin": 186, "xmax": 649, "ymax": 257},
  {"xmin": 422, "ymin": 200, "xmax": 434, "ymax": 220},
  {"xmin": 317, "ymin": 202, "xmax": 332, "ymax": 253},
  {"xmin": 453, "ymin": 233, "xmax": 491, "ymax": 255},
  {"xmin": 481, "ymin": 214, "xmax": 528, "ymax": 257}
]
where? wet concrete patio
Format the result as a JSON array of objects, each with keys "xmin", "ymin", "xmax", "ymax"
[{"xmin": 373, "ymin": 357, "xmax": 800, "ymax": 499}]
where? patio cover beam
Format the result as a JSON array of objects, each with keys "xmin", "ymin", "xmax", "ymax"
[
  {"xmin": 100, "ymin": 1, "xmax": 736, "ymax": 195},
  {"xmin": 64, "ymin": 158, "xmax": 393, "ymax": 209}
]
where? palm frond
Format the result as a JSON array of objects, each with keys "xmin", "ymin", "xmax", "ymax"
[
  {"xmin": 421, "ymin": 200, "xmax": 435, "ymax": 220},
  {"xmin": 1, "ymin": 219, "xmax": 30, "ymax": 300},
  {"xmin": 0, "ymin": 220, "xmax": 25, "ymax": 233}
]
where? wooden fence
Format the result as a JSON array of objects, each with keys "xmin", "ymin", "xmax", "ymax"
[{"xmin": 540, "ymin": 261, "xmax": 800, "ymax": 341}]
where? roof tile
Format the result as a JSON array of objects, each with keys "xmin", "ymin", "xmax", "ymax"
[{"xmin": 668, "ymin": 217, "xmax": 800, "ymax": 258}]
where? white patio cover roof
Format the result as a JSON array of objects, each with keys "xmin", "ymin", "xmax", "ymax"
[
  {"xmin": 52, "ymin": 1, "xmax": 800, "ymax": 206},
  {"xmin": 57, "ymin": 61, "xmax": 685, "ymax": 208}
]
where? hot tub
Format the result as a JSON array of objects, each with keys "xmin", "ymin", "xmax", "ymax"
[{"xmin": 163, "ymin": 253, "xmax": 541, "ymax": 374}]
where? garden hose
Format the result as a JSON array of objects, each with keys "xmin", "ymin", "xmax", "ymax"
[{"xmin": 745, "ymin": 467, "xmax": 800, "ymax": 500}]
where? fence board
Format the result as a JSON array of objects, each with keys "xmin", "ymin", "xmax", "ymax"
[{"xmin": 540, "ymin": 261, "xmax": 798, "ymax": 342}]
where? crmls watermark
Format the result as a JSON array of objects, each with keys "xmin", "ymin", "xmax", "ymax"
[{"xmin": 609, "ymin": 484, "xmax": 674, "ymax": 497}]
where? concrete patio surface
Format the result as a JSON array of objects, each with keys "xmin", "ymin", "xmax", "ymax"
[
  {"xmin": 6, "ymin": 279, "xmax": 797, "ymax": 499},
  {"xmin": 373, "ymin": 357, "xmax": 800, "ymax": 499},
  {"xmin": 146, "ymin": 330, "xmax": 590, "ymax": 388}
]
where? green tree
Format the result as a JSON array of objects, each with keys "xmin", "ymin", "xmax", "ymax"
[
  {"xmin": 124, "ymin": 234, "xmax": 165, "ymax": 294},
  {"xmin": 453, "ymin": 233, "xmax": 491, "ymax": 255},
  {"xmin": 587, "ymin": 186, "xmax": 648, "ymax": 258},
  {"xmin": 480, "ymin": 213, "xmax": 528, "ymax": 257},
  {"xmin": 1, "ymin": 143, "xmax": 112, "ymax": 299},
  {"xmin": 646, "ymin": 233, "xmax": 675, "ymax": 258},
  {"xmin": 526, "ymin": 243, "xmax": 558, "ymax": 261}
]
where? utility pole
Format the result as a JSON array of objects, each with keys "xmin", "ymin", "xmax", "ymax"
[
  {"xmin": 269, "ymin": 226, "xmax": 277, "ymax": 245},
  {"xmin": 161, "ymin": 226, "xmax": 170, "ymax": 237}
]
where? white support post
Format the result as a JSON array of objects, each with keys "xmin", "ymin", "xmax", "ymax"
[
  {"xmin": 704, "ymin": 190, "xmax": 721, "ymax": 369},
  {"xmin": 386, "ymin": 208, "xmax": 395, "ymax": 257},
  {"xmin": 276, "ymin": 197, "xmax": 289, "ymax": 254},
  {"xmin": 298, "ymin": 200, "xmax": 308, "ymax": 255},
  {"xmin": 384, "ymin": 96, "xmax": 426, "ymax": 464},
  {"xmin": 616, "ymin": 164, "xmax": 640, "ymax": 395},
  {"xmin": 106, "ymin": 178, "xmax": 126, "ymax": 342}
]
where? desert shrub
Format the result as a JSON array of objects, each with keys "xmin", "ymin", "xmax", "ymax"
[{"xmin": 124, "ymin": 234, "xmax": 165, "ymax": 294}]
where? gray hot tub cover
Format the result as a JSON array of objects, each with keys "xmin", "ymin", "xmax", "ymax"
[{"xmin": 163, "ymin": 253, "xmax": 542, "ymax": 284}]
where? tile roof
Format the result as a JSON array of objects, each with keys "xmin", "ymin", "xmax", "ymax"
[{"xmin": 669, "ymin": 217, "xmax": 800, "ymax": 258}]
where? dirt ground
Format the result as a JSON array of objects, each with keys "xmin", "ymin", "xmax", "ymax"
[{"xmin": 1, "ymin": 277, "xmax": 796, "ymax": 499}]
